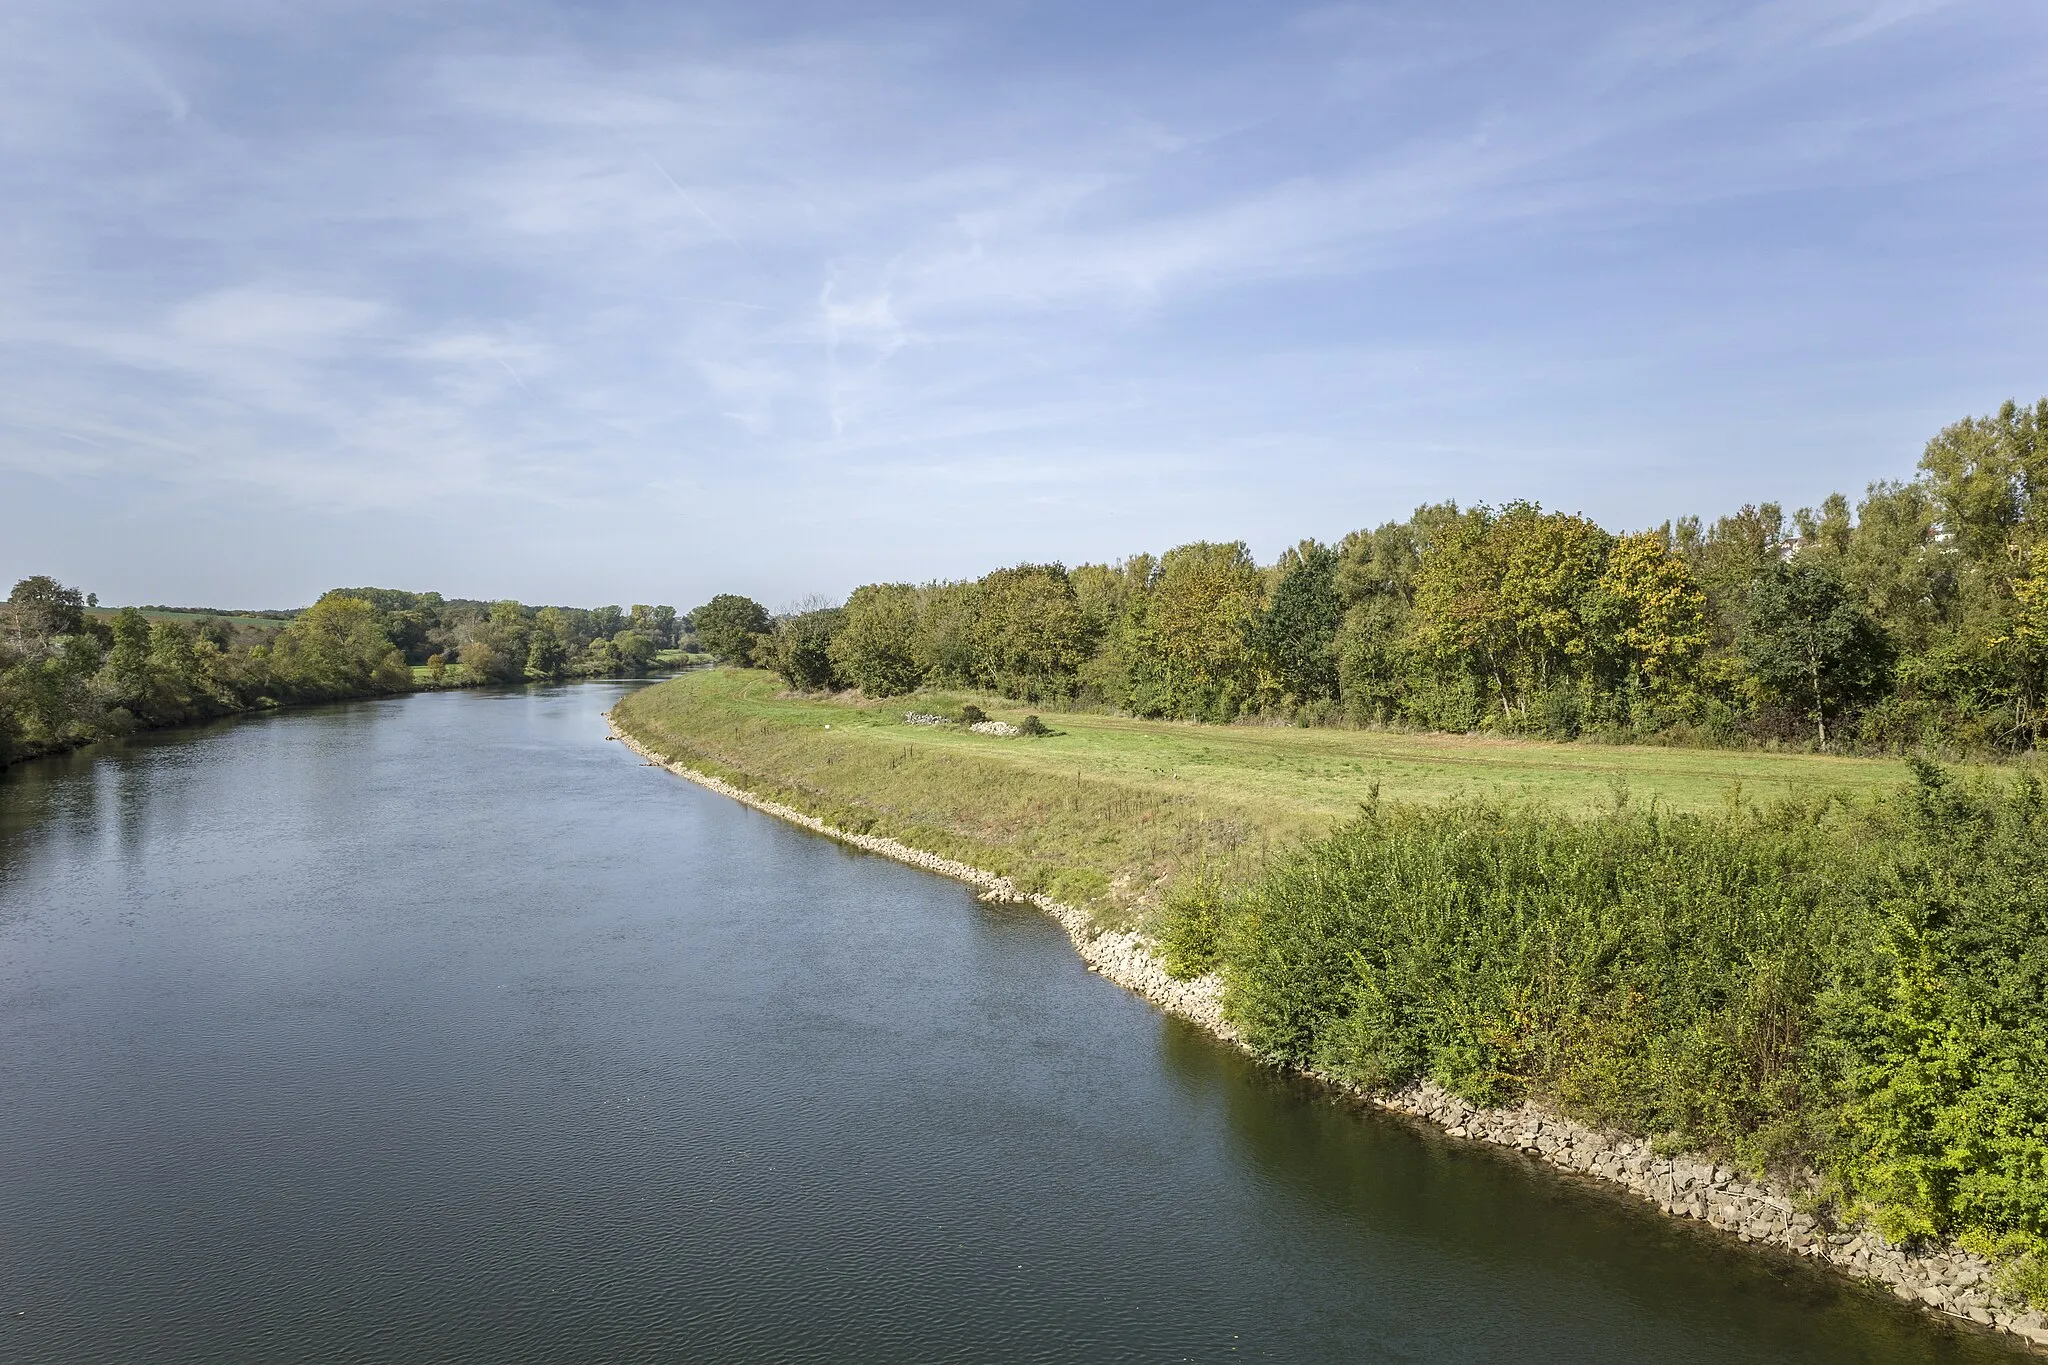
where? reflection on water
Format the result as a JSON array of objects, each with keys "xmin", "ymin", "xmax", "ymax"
[{"xmin": 0, "ymin": 687, "xmax": 2026, "ymax": 1363}]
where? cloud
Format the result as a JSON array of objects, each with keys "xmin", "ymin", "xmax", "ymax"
[{"xmin": 1, "ymin": 0, "xmax": 2045, "ymax": 604}]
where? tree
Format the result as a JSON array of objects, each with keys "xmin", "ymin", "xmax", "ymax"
[
  {"xmin": 1677, "ymin": 502, "xmax": 1788, "ymax": 651},
  {"xmin": 1589, "ymin": 532, "xmax": 1708, "ymax": 693},
  {"xmin": 1254, "ymin": 541, "xmax": 1342, "ymax": 703},
  {"xmin": 535, "ymin": 605, "xmax": 577, "ymax": 651},
  {"xmin": 761, "ymin": 609, "xmax": 844, "ymax": 691},
  {"xmin": 1123, "ymin": 541, "xmax": 1263, "ymax": 719},
  {"xmin": 829, "ymin": 584, "xmax": 923, "ymax": 697},
  {"xmin": 969, "ymin": 564, "xmax": 1092, "ymax": 701},
  {"xmin": 1837, "ymin": 481, "xmax": 1957, "ymax": 656},
  {"xmin": 270, "ymin": 596, "xmax": 411, "ymax": 699},
  {"xmin": 1335, "ymin": 597, "xmax": 1412, "ymax": 726},
  {"xmin": 2008, "ymin": 545, "xmax": 2048, "ymax": 745},
  {"xmin": 1742, "ymin": 559, "xmax": 1891, "ymax": 747},
  {"xmin": 911, "ymin": 581, "xmax": 982, "ymax": 686},
  {"xmin": 1918, "ymin": 398, "xmax": 2047, "ymax": 571},
  {"xmin": 1409, "ymin": 503, "xmax": 1610, "ymax": 725},
  {"xmin": 1493, "ymin": 504, "xmax": 1611, "ymax": 700},
  {"xmin": 612, "ymin": 629, "xmax": 657, "ymax": 673},
  {"xmin": 1409, "ymin": 505, "xmax": 1513, "ymax": 711},
  {"xmin": 690, "ymin": 594, "xmax": 771, "ymax": 665},
  {"xmin": 6, "ymin": 576, "xmax": 86, "ymax": 644},
  {"xmin": 1335, "ymin": 510, "xmax": 1445, "ymax": 610},
  {"xmin": 98, "ymin": 607, "xmax": 155, "ymax": 711},
  {"xmin": 526, "ymin": 631, "xmax": 567, "ymax": 681}
]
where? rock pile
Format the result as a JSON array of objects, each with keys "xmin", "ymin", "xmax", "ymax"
[{"xmin": 969, "ymin": 720, "xmax": 1021, "ymax": 737}]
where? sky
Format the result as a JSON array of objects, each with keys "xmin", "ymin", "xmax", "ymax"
[{"xmin": 3, "ymin": 0, "xmax": 2045, "ymax": 611}]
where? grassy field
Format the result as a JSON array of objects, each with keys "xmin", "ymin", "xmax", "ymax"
[
  {"xmin": 611, "ymin": 669, "xmax": 1933, "ymax": 923},
  {"xmin": 88, "ymin": 607, "xmax": 292, "ymax": 630}
]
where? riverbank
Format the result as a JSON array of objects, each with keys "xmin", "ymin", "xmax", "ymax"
[{"xmin": 608, "ymin": 690, "xmax": 2048, "ymax": 1353}]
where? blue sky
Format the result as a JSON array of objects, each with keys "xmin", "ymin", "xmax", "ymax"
[{"xmin": 3, "ymin": 0, "xmax": 2044, "ymax": 610}]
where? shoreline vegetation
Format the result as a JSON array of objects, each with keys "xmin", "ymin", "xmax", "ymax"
[
  {"xmin": 611, "ymin": 669, "xmax": 2048, "ymax": 1350},
  {"xmin": 0, "ymin": 577, "xmax": 703, "ymax": 769}
]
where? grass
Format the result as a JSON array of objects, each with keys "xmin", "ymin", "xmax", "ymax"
[
  {"xmin": 611, "ymin": 669, "xmax": 1935, "ymax": 923},
  {"xmin": 89, "ymin": 607, "xmax": 292, "ymax": 630}
]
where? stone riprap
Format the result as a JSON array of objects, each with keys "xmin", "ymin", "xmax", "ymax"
[{"xmin": 608, "ymin": 711, "xmax": 2047, "ymax": 1353}]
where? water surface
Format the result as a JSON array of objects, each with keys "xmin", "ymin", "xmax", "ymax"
[{"xmin": 0, "ymin": 687, "xmax": 2027, "ymax": 1362}]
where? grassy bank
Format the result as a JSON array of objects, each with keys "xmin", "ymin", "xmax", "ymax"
[{"xmin": 613, "ymin": 668, "xmax": 1918, "ymax": 914}]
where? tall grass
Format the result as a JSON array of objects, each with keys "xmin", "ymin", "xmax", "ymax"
[{"xmin": 1163, "ymin": 762, "xmax": 2048, "ymax": 1297}]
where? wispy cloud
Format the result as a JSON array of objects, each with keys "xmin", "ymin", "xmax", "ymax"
[{"xmin": 1, "ymin": 0, "xmax": 2044, "ymax": 604}]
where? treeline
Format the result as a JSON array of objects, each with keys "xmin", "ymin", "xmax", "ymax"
[
  {"xmin": 1161, "ymin": 762, "xmax": 2048, "ymax": 1301},
  {"xmin": 717, "ymin": 399, "xmax": 2047, "ymax": 754},
  {"xmin": 326, "ymin": 588, "xmax": 688, "ymax": 683},
  {"xmin": 0, "ymin": 580, "xmax": 693, "ymax": 766}
]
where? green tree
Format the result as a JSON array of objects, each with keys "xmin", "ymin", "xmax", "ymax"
[
  {"xmin": 1742, "ymin": 558, "xmax": 1891, "ymax": 747},
  {"xmin": 1918, "ymin": 398, "xmax": 2048, "ymax": 571},
  {"xmin": 98, "ymin": 607, "xmax": 155, "ymax": 712},
  {"xmin": 650, "ymin": 604, "xmax": 679, "ymax": 649},
  {"xmin": 1335, "ymin": 597, "xmax": 1414, "ymax": 726},
  {"xmin": 828, "ymin": 584, "xmax": 924, "ymax": 696},
  {"xmin": 1677, "ymin": 502, "xmax": 1788, "ymax": 652},
  {"xmin": 1588, "ymin": 532, "xmax": 1708, "ymax": 694},
  {"xmin": 1254, "ymin": 541, "xmax": 1342, "ymax": 704},
  {"xmin": 1837, "ymin": 481, "xmax": 1958, "ymax": 656},
  {"xmin": 612, "ymin": 629, "xmax": 657, "ymax": 673},
  {"xmin": 535, "ymin": 605, "xmax": 577, "ymax": 650},
  {"xmin": 761, "ymin": 609, "xmax": 844, "ymax": 691},
  {"xmin": 911, "ymin": 581, "xmax": 982, "ymax": 686},
  {"xmin": 526, "ymin": 631, "xmax": 568, "ymax": 680},
  {"xmin": 271, "ymin": 596, "xmax": 411, "ymax": 699},
  {"xmin": 689, "ymin": 594, "xmax": 771, "ymax": 665},
  {"xmin": 1123, "ymin": 541, "xmax": 1263, "ymax": 720},
  {"xmin": 1494, "ymin": 504, "xmax": 1611, "ymax": 699},
  {"xmin": 6, "ymin": 575, "xmax": 87, "ymax": 644},
  {"xmin": 969, "ymin": 564, "xmax": 1092, "ymax": 701}
]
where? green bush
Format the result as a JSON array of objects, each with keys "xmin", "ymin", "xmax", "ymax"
[{"xmin": 1168, "ymin": 764, "xmax": 2048, "ymax": 1295}]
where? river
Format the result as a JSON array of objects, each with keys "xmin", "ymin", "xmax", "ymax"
[{"xmin": 0, "ymin": 685, "xmax": 2027, "ymax": 1363}]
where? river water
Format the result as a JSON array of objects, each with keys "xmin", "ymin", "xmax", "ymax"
[{"xmin": 0, "ymin": 685, "xmax": 2028, "ymax": 1363}]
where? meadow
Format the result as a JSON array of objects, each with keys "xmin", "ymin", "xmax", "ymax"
[
  {"xmin": 87, "ymin": 607, "xmax": 293, "ymax": 630},
  {"xmin": 611, "ymin": 668, "xmax": 1923, "ymax": 918}
]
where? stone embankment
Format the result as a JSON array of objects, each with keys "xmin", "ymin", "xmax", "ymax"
[
  {"xmin": 608, "ymin": 712, "xmax": 2047, "ymax": 1353},
  {"xmin": 1372, "ymin": 1085, "xmax": 2045, "ymax": 1344}
]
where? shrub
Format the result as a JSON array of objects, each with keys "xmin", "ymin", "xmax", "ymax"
[{"xmin": 1168, "ymin": 765, "xmax": 2048, "ymax": 1295}]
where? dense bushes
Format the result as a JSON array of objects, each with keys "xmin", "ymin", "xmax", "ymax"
[{"xmin": 1161, "ymin": 764, "xmax": 2048, "ymax": 1294}]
